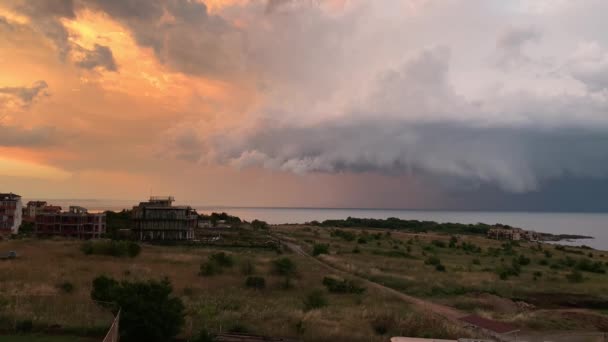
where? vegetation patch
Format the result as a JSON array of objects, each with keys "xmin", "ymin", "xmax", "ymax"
[
  {"xmin": 322, "ymin": 276, "xmax": 366, "ymax": 294},
  {"xmin": 81, "ymin": 240, "xmax": 141, "ymax": 258}
]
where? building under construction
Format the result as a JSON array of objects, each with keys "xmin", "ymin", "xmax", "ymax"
[
  {"xmin": 132, "ymin": 196, "xmax": 197, "ymax": 241},
  {"xmin": 0, "ymin": 193, "xmax": 22, "ymax": 235},
  {"xmin": 35, "ymin": 206, "xmax": 106, "ymax": 239}
]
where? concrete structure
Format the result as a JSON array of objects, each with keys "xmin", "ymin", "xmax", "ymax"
[
  {"xmin": 132, "ymin": 196, "xmax": 197, "ymax": 240},
  {"xmin": 0, "ymin": 193, "xmax": 22, "ymax": 235},
  {"xmin": 36, "ymin": 206, "xmax": 106, "ymax": 239},
  {"xmin": 23, "ymin": 201, "xmax": 47, "ymax": 222},
  {"xmin": 487, "ymin": 225, "xmax": 540, "ymax": 242}
]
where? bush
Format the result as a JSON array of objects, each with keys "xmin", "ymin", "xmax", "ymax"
[
  {"xmin": 245, "ymin": 276, "xmax": 266, "ymax": 289},
  {"xmin": 322, "ymin": 276, "xmax": 365, "ymax": 294},
  {"xmin": 424, "ymin": 256, "xmax": 441, "ymax": 266},
  {"xmin": 496, "ymin": 262, "xmax": 521, "ymax": 280},
  {"xmin": 57, "ymin": 281, "xmax": 75, "ymax": 294},
  {"xmin": 200, "ymin": 252, "xmax": 234, "ymax": 276},
  {"xmin": 331, "ymin": 229, "xmax": 356, "ymax": 241},
  {"xmin": 312, "ymin": 243, "xmax": 329, "ymax": 256},
  {"xmin": 15, "ymin": 320, "xmax": 33, "ymax": 333},
  {"xmin": 192, "ymin": 329, "xmax": 215, "ymax": 342},
  {"xmin": 251, "ymin": 219, "xmax": 269, "ymax": 230},
  {"xmin": 472, "ymin": 258, "xmax": 481, "ymax": 265},
  {"xmin": 370, "ymin": 314, "xmax": 396, "ymax": 335},
  {"xmin": 91, "ymin": 276, "xmax": 185, "ymax": 342},
  {"xmin": 575, "ymin": 258, "xmax": 605, "ymax": 274},
  {"xmin": 566, "ymin": 270, "xmax": 584, "ymax": 283},
  {"xmin": 431, "ymin": 240, "xmax": 446, "ymax": 248},
  {"xmin": 240, "ymin": 259, "xmax": 256, "ymax": 275},
  {"xmin": 517, "ymin": 254, "xmax": 531, "ymax": 266},
  {"xmin": 81, "ymin": 240, "xmax": 141, "ymax": 258},
  {"xmin": 303, "ymin": 290, "xmax": 327, "ymax": 311},
  {"xmin": 435, "ymin": 264, "xmax": 446, "ymax": 272},
  {"xmin": 272, "ymin": 257, "xmax": 297, "ymax": 277},
  {"xmin": 209, "ymin": 252, "xmax": 234, "ymax": 268},
  {"xmin": 127, "ymin": 243, "xmax": 141, "ymax": 257},
  {"xmin": 199, "ymin": 261, "xmax": 222, "ymax": 276}
]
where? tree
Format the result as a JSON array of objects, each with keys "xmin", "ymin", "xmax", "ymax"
[
  {"xmin": 251, "ymin": 219, "xmax": 269, "ymax": 230},
  {"xmin": 91, "ymin": 276, "xmax": 185, "ymax": 342}
]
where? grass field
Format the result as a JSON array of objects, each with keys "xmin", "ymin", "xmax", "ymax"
[
  {"xmin": 274, "ymin": 225, "xmax": 608, "ymax": 333},
  {"xmin": 0, "ymin": 233, "xmax": 471, "ymax": 341},
  {"xmin": 2, "ymin": 225, "xmax": 608, "ymax": 341}
]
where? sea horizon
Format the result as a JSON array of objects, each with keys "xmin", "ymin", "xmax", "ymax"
[{"xmin": 28, "ymin": 198, "xmax": 608, "ymax": 250}]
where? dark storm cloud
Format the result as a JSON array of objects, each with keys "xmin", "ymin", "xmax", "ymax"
[
  {"xmin": 85, "ymin": 0, "xmax": 240, "ymax": 77},
  {"xmin": 9, "ymin": 0, "xmax": 75, "ymax": 60},
  {"xmin": 76, "ymin": 44, "xmax": 118, "ymax": 71},
  {"xmin": 0, "ymin": 80, "xmax": 49, "ymax": 106},
  {"xmin": 178, "ymin": 45, "xmax": 608, "ymax": 194}
]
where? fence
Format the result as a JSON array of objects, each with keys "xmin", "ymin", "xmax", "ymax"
[{"xmin": 102, "ymin": 309, "xmax": 120, "ymax": 342}]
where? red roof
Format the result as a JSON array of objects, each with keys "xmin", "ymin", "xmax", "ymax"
[{"xmin": 459, "ymin": 315, "xmax": 519, "ymax": 334}]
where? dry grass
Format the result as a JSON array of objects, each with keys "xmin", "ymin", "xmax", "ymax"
[
  {"xmin": 0, "ymin": 237, "xmax": 467, "ymax": 341},
  {"xmin": 275, "ymin": 225, "xmax": 608, "ymax": 332}
]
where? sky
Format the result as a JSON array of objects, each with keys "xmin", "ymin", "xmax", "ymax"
[{"xmin": 1, "ymin": 0, "xmax": 608, "ymax": 211}]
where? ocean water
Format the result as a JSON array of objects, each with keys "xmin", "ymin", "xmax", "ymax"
[{"xmin": 39, "ymin": 199, "xmax": 608, "ymax": 250}]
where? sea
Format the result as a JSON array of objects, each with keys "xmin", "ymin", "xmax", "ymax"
[{"xmin": 42, "ymin": 199, "xmax": 608, "ymax": 251}]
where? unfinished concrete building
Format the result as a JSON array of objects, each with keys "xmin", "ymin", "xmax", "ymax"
[
  {"xmin": 0, "ymin": 193, "xmax": 22, "ymax": 235},
  {"xmin": 35, "ymin": 206, "xmax": 106, "ymax": 239},
  {"xmin": 132, "ymin": 196, "xmax": 197, "ymax": 241}
]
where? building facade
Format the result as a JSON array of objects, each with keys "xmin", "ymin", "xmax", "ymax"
[
  {"xmin": 36, "ymin": 206, "xmax": 106, "ymax": 239},
  {"xmin": 132, "ymin": 196, "xmax": 197, "ymax": 240},
  {"xmin": 23, "ymin": 201, "xmax": 48, "ymax": 222},
  {"xmin": 0, "ymin": 193, "xmax": 22, "ymax": 235}
]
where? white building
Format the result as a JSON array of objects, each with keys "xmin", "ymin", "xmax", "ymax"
[{"xmin": 0, "ymin": 193, "xmax": 23, "ymax": 235}]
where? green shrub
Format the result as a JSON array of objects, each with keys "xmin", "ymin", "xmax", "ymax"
[
  {"xmin": 199, "ymin": 261, "xmax": 222, "ymax": 276},
  {"xmin": 251, "ymin": 219, "xmax": 269, "ymax": 230},
  {"xmin": 539, "ymin": 259, "xmax": 549, "ymax": 266},
  {"xmin": 192, "ymin": 329, "xmax": 215, "ymax": 342},
  {"xmin": 16, "ymin": 319, "xmax": 33, "ymax": 333},
  {"xmin": 312, "ymin": 243, "xmax": 329, "ymax": 256},
  {"xmin": 566, "ymin": 270, "xmax": 584, "ymax": 283},
  {"xmin": 303, "ymin": 290, "xmax": 328, "ymax": 311},
  {"xmin": 472, "ymin": 258, "xmax": 481, "ymax": 265},
  {"xmin": 127, "ymin": 242, "xmax": 141, "ymax": 257},
  {"xmin": 81, "ymin": 240, "xmax": 141, "ymax": 258},
  {"xmin": 575, "ymin": 258, "xmax": 605, "ymax": 274},
  {"xmin": 272, "ymin": 257, "xmax": 297, "ymax": 277},
  {"xmin": 431, "ymin": 240, "xmax": 446, "ymax": 248},
  {"xmin": 424, "ymin": 256, "xmax": 441, "ymax": 266},
  {"xmin": 322, "ymin": 276, "xmax": 365, "ymax": 294},
  {"xmin": 331, "ymin": 229, "xmax": 356, "ymax": 241},
  {"xmin": 370, "ymin": 314, "xmax": 396, "ymax": 335},
  {"xmin": 435, "ymin": 264, "xmax": 446, "ymax": 272},
  {"xmin": 91, "ymin": 276, "xmax": 184, "ymax": 342},
  {"xmin": 245, "ymin": 276, "xmax": 266, "ymax": 289},
  {"xmin": 209, "ymin": 252, "xmax": 234, "ymax": 268},
  {"xmin": 57, "ymin": 281, "xmax": 74, "ymax": 294},
  {"xmin": 517, "ymin": 254, "xmax": 531, "ymax": 266},
  {"xmin": 240, "ymin": 259, "xmax": 256, "ymax": 275},
  {"xmin": 449, "ymin": 236, "xmax": 458, "ymax": 248}
]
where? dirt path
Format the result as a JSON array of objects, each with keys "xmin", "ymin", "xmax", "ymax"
[{"xmin": 278, "ymin": 236, "xmax": 466, "ymax": 322}]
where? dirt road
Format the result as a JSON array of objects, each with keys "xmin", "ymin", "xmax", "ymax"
[{"xmin": 278, "ymin": 236, "xmax": 466, "ymax": 322}]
